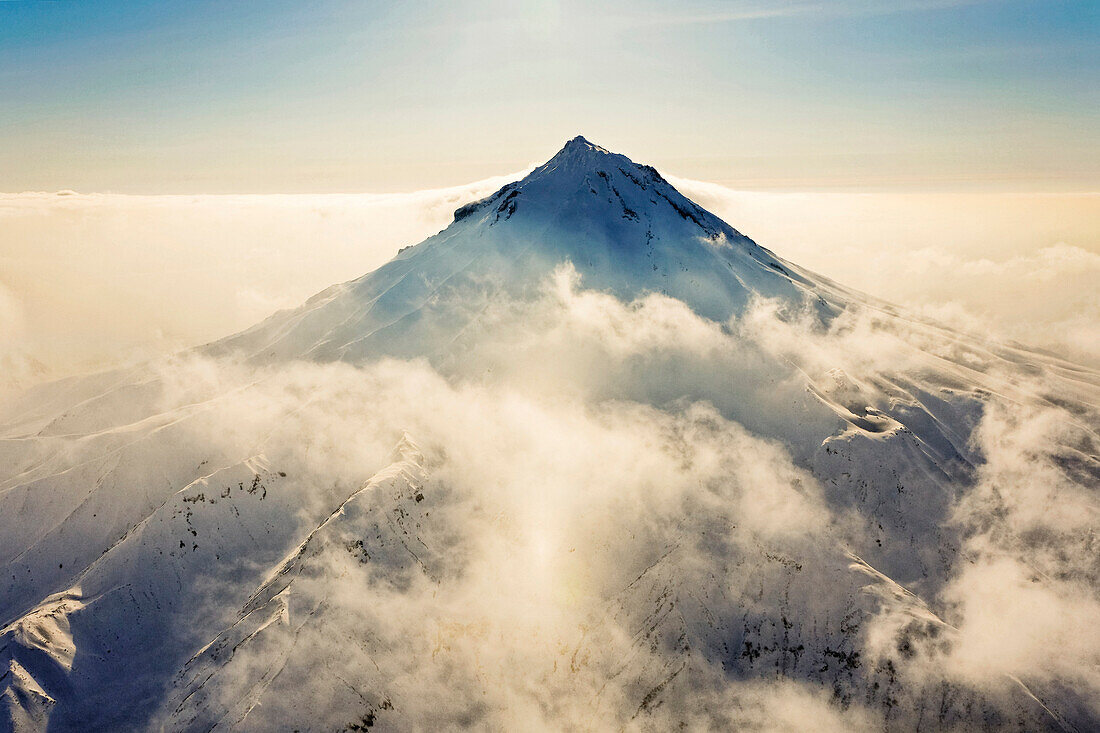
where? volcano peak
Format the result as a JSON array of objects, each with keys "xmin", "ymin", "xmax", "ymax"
[
  {"xmin": 209, "ymin": 138, "xmax": 824, "ymax": 365},
  {"xmin": 560, "ymin": 134, "xmax": 608, "ymax": 155}
]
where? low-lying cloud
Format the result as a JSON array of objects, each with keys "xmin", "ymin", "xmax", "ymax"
[
  {"xmin": 135, "ymin": 308, "xmax": 868, "ymax": 729},
  {"xmin": 52, "ymin": 268, "xmax": 1079, "ymax": 729},
  {"xmin": 671, "ymin": 178, "xmax": 1100, "ymax": 366}
]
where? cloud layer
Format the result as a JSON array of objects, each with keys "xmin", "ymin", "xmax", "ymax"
[
  {"xmin": 671, "ymin": 179, "xmax": 1100, "ymax": 366},
  {"xmin": 1, "ymin": 252, "xmax": 1097, "ymax": 728},
  {"xmin": 154, "ymin": 273, "xmax": 1097, "ymax": 728}
]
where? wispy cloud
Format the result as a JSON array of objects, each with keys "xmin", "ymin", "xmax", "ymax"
[{"xmin": 612, "ymin": 0, "xmax": 1001, "ymax": 27}]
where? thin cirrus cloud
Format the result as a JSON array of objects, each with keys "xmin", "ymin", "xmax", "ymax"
[{"xmin": 616, "ymin": 0, "xmax": 1002, "ymax": 25}]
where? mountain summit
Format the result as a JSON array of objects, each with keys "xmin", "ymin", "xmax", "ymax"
[
  {"xmin": 213, "ymin": 137, "xmax": 829, "ymax": 363},
  {"xmin": 454, "ymin": 134, "xmax": 740, "ymax": 244}
]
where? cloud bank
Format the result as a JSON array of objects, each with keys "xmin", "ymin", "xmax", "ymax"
[
  {"xmin": 151, "ymin": 271, "xmax": 1096, "ymax": 729},
  {"xmin": 1, "ymin": 251, "xmax": 1097, "ymax": 728},
  {"xmin": 671, "ymin": 178, "xmax": 1100, "ymax": 366},
  {"xmin": 0, "ymin": 172, "xmax": 526, "ymax": 385}
]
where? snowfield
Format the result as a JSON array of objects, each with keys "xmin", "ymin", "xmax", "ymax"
[{"xmin": 1, "ymin": 138, "xmax": 1098, "ymax": 732}]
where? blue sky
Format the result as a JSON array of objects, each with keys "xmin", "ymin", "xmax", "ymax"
[{"xmin": 1, "ymin": 0, "xmax": 1096, "ymax": 192}]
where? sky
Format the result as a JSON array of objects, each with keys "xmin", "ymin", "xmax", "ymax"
[{"xmin": 1, "ymin": 0, "xmax": 1097, "ymax": 193}]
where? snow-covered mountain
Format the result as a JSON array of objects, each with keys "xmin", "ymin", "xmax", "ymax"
[
  {"xmin": 1, "ymin": 138, "xmax": 1098, "ymax": 732},
  {"xmin": 208, "ymin": 136, "xmax": 832, "ymax": 364}
]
